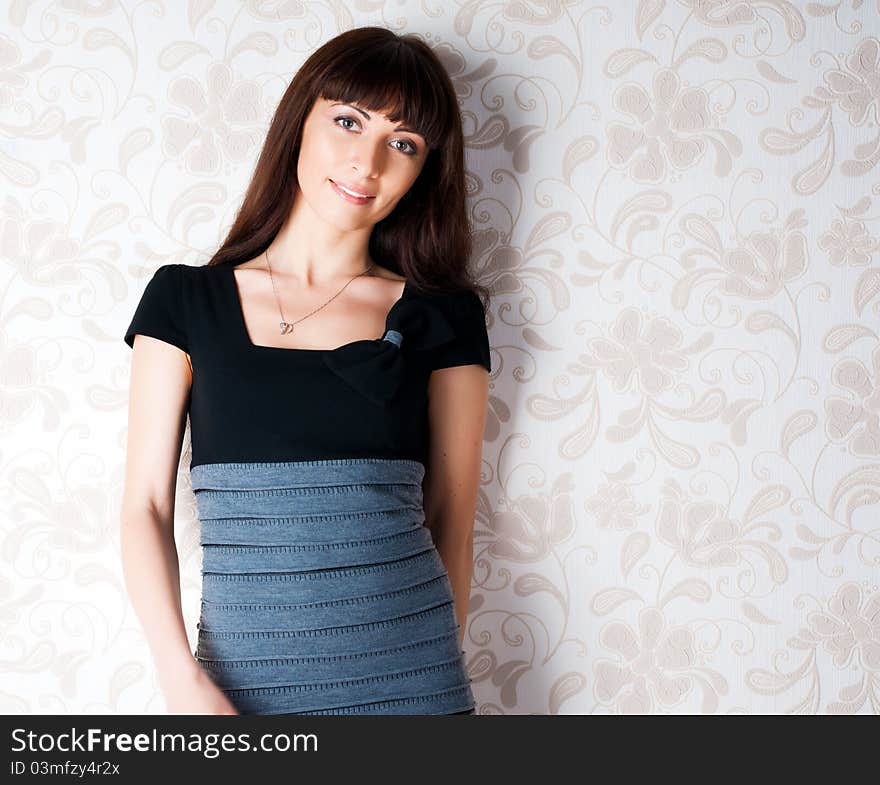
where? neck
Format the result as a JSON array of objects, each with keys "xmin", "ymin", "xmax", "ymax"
[{"xmin": 265, "ymin": 186, "xmax": 375, "ymax": 286}]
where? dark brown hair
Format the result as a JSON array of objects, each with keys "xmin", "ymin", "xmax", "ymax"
[{"xmin": 205, "ymin": 26, "xmax": 489, "ymax": 311}]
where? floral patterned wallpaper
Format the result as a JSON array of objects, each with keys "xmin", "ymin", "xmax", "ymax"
[{"xmin": 2, "ymin": 1, "xmax": 879, "ymax": 714}]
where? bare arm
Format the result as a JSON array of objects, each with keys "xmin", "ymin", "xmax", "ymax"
[
  {"xmin": 120, "ymin": 335, "xmax": 236, "ymax": 713},
  {"xmin": 422, "ymin": 364, "xmax": 490, "ymax": 645},
  {"xmin": 120, "ymin": 335, "xmax": 197, "ymax": 684}
]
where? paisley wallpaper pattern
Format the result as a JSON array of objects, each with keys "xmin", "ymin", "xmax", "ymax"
[{"xmin": 2, "ymin": 1, "xmax": 879, "ymax": 715}]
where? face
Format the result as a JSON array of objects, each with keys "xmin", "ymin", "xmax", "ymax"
[{"xmin": 295, "ymin": 96, "xmax": 429, "ymax": 230}]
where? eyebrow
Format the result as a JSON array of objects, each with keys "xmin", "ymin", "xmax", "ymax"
[{"xmin": 330, "ymin": 102, "xmax": 421, "ymax": 135}]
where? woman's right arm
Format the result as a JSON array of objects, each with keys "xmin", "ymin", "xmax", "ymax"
[{"xmin": 120, "ymin": 334, "xmax": 238, "ymax": 714}]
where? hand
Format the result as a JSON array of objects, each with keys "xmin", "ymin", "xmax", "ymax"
[{"xmin": 160, "ymin": 661, "xmax": 240, "ymax": 715}]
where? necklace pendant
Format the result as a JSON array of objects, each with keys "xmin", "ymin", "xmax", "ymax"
[{"xmin": 279, "ymin": 321, "xmax": 294, "ymax": 335}]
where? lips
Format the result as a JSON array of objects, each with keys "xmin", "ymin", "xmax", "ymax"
[{"xmin": 330, "ymin": 179, "xmax": 376, "ymax": 198}]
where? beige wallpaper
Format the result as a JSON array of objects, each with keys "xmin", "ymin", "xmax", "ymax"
[{"xmin": 2, "ymin": 1, "xmax": 879, "ymax": 715}]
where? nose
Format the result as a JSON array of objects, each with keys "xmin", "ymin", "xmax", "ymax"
[{"xmin": 348, "ymin": 135, "xmax": 384, "ymax": 179}]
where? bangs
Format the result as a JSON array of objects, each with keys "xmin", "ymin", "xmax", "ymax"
[{"xmin": 316, "ymin": 41, "xmax": 451, "ymax": 150}]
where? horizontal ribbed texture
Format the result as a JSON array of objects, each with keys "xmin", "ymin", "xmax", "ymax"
[{"xmin": 192, "ymin": 458, "xmax": 475, "ymax": 715}]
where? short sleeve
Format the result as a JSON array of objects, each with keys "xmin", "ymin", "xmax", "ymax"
[
  {"xmin": 429, "ymin": 289, "xmax": 491, "ymax": 373},
  {"xmin": 123, "ymin": 264, "xmax": 188, "ymax": 353}
]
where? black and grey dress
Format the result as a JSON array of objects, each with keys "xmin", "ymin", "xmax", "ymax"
[{"xmin": 123, "ymin": 262, "xmax": 490, "ymax": 715}]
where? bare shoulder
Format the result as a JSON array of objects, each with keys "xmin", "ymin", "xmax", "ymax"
[
  {"xmin": 233, "ymin": 257, "xmax": 263, "ymax": 271},
  {"xmin": 369, "ymin": 263, "xmax": 406, "ymax": 283},
  {"xmin": 367, "ymin": 266, "xmax": 407, "ymax": 312}
]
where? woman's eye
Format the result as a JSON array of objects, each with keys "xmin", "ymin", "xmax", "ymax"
[
  {"xmin": 334, "ymin": 115, "xmax": 418, "ymax": 156},
  {"xmin": 393, "ymin": 139, "xmax": 418, "ymax": 155}
]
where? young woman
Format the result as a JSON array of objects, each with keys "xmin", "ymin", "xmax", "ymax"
[{"xmin": 120, "ymin": 26, "xmax": 491, "ymax": 715}]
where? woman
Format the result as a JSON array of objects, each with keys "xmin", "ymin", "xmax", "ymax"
[{"xmin": 120, "ymin": 26, "xmax": 490, "ymax": 715}]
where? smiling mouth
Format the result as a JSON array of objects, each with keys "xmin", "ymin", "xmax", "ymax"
[{"xmin": 329, "ymin": 179, "xmax": 376, "ymax": 203}]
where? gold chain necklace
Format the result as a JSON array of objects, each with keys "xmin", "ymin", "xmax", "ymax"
[{"xmin": 264, "ymin": 248, "xmax": 375, "ymax": 335}]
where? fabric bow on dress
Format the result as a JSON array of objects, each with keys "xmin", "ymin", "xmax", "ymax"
[{"xmin": 321, "ymin": 296, "xmax": 456, "ymax": 406}]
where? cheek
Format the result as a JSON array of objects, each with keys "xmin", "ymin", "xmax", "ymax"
[
  {"xmin": 298, "ymin": 149, "xmax": 338, "ymax": 199},
  {"xmin": 299, "ymin": 125, "xmax": 338, "ymax": 169},
  {"xmin": 397, "ymin": 172, "xmax": 417, "ymax": 201}
]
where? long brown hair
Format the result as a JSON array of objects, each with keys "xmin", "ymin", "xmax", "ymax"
[{"xmin": 205, "ymin": 26, "xmax": 489, "ymax": 311}]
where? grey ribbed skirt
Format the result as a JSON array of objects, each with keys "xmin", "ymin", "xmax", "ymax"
[{"xmin": 190, "ymin": 457, "xmax": 476, "ymax": 715}]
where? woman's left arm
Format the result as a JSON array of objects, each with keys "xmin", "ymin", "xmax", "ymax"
[{"xmin": 422, "ymin": 364, "xmax": 490, "ymax": 645}]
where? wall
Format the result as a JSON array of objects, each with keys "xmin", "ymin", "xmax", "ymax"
[{"xmin": 2, "ymin": 1, "xmax": 879, "ymax": 714}]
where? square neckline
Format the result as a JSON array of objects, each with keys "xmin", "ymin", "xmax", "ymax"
[{"xmin": 224, "ymin": 263, "xmax": 410, "ymax": 354}]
